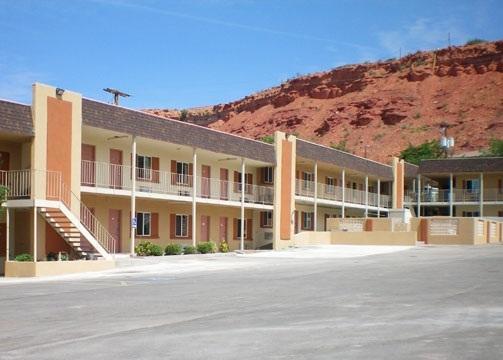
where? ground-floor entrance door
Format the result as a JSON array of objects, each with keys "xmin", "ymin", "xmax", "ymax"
[
  {"xmin": 219, "ymin": 217, "xmax": 228, "ymax": 242},
  {"xmin": 109, "ymin": 149, "xmax": 123, "ymax": 189},
  {"xmin": 201, "ymin": 215, "xmax": 210, "ymax": 242},
  {"xmin": 108, "ymin": 209, "xmax": 121, "ymax": 253}
]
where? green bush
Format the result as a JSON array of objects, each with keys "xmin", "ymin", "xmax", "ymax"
[
  {"xmin": 135, "ymin": 241, "xmax": 163, "ymax": 256},
  {"xmin": 165, "ymin": 243, "xmax": 183, "ymax": 256},
  {"xmin": 260, "ymin": 135, "xmax": 274, "ymax": 144},
  {"xmin": 183, "ymin": 245, "xmax": 197, "ymax": 255},
  {"xmin": 219, "ymin": 241, "xmax": 230, "ymax": 253},
  {"xmin": 15, "ymin": 253, "xmax": 33, "ymax": 262},
  {"xmin": 465, "ymin": 38, "xmax": 486, "ymax": 46},
  {"xmin": 196, "ymin": 241, "xmax": 217, "ymax": 254},
  {"xmin": 400, "ymin": 140, "xmax": 443, "ymax": 165}
]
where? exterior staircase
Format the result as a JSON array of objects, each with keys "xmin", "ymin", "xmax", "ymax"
[{"xmin": 39, "ymin": 207, "xmax": 103, "ymax": 259}]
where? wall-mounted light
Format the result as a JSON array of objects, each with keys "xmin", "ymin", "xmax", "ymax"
[{"xmin": 56, "ymin": 88, "xmax": 65, "ymax": 96}]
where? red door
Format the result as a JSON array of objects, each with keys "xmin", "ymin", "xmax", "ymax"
[
  {"xmin": 109, "ymin": 149, "xmax": 123, "ymax": 189},
  {"xmin": 201, "ymin": 165, "xmax": 211, "ymax": 198},
  {"xmin": 219, "ymin": 217, "xmax": 228, "ymax": 242},
  {"xmin": 108, "ymin": 209, "xmax": 121, "ymax": 253},
  {"xmin": 220, "ymin": 168, "xmax": 228, "ymax": 200},
  {"xmin": 81, "ymin": 144, "xmax": 95, "ymax": 186},
  {"xmin": 201, "ymin": 215, "xmax": 210, "ymax": 242}
]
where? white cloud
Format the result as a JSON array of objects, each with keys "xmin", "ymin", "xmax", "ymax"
[
  {"xmin": 377, "ymin": 17, "xmax": 469, "ymax": 57},
  {"xmin": 0, "ymin": 60, "xmax": 48, "ymax": 102}
]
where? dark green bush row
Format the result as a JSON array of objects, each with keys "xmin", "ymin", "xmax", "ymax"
[
  {"xmin": 135, "ymin": 241, "xmax": 223, "ymax": 256},
  {"xmin": 14, "ymin": 253, "xmax": 33, "ymax": 262}
]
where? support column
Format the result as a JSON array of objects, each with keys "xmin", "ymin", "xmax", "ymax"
[
  {"xmin": 240, "ymin": 158, "xmax": 245, "ymax": 251},
  {"xmin": 6, "ymin": 207, "xmax": 10, "ymax": 260},
  {"xmin": 364, "ymin": 175, "xmax": 369, "ymax": 218},
  {"xmin": 192, "ymin": 149, "xmax": 197, "ymax": 247},
  {"xmin": 449, "ymin": 173, "xmax": 454, "ymax": 217},
  {"xmin": 377, "ymin": 179, "xmax": 381, "ymax": 218},
  {"xmin": 130, "ymin": 135, "xmax": 136, "ymax": 255},
  {"xmin": 341, "ymin": 169, "xmax": 346, "ymax": 218},
  {"xmin": 479, "ymin": 172, "xmax": 484, "ymax": 217},
  {"xmin": 33, "ymin": 206, "xmax": 37, "ymax": 262},
  {"xmin": 313, "ymin": 162, "xmax": 318, "ymax": 231},
  {"xmin": 417, "ymin": 175, "xmax": 421, "ymax": 217}
]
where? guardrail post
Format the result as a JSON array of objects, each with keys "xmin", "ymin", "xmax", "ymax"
[
  {"xmin": 341, "ymin": 169, "xmax": 345, "ymax": 218},
  {"xmin": 377, "ymin": 179, "xmax": 381, "ymax": 218}
]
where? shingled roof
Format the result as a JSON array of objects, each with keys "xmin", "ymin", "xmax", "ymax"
[
  {"xmin": 82, "ymin": 99, "xmax": 275, "ymax": 164},
  {"xmin": 404, "ymin": 162, "xmax": 419, "ymax": 178},
  {"xmin": 419, "ymin": 157, "xmax": 503, "ymax": 174},
  {"xmin": 0, "ymin": 99, "xmax": 34, "ymax": 136},
  {"xmin": 296, "ymin": 139, "xmax": 393, "ymax": 180}
]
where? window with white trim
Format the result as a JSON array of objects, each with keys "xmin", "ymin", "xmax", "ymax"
[
  {"xmin": 136, "ymin": 212, "xmax": 151, "ymax": 236},
  {"xmin": 136, "ymin": 155, "xmax": 152, "ymax": 180},
  {"xmin": 237, "ymin": 219, "xmax": 247, "ymax": 238},
  {"xmin": 302, "ymin": 212, "xmax": 314, "ymax": 230},
  {"xmin": 176, "ymin": 161, "xmax": 190, "ymax": 185},
  {"xmin": 326, "ymin": 177, "xmax": 335, "ymax": 193},
  {"xmin": 465, "ymin": 179, "xmax": 480, "ymax": 193},
  {"xmin": 264, "ymin": 167, "xmax": 274, "ymax": 184},
  {"xmin": 302, "ymin": 172, "xmax": 314, "ymax": 191},
  {"xmin": 176, "ymin": 214, "xmax": 189, "ymax": 237},
  {"xmin": 261, "ymin": 211, "xmax": 273, "ymax": 228}
]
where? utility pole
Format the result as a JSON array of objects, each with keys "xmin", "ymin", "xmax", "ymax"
[{"xmin": 104, "ymin": 88, "xmax": 131, "ymax": 105}]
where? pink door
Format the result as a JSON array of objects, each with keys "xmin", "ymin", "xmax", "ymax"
[
  {"xmin": 81, "ymin": 144, "xmax": 96, "ymax": 186},
  {"xmin": 219, "ymin": 217, "xmax": 228, "ymax": 242},
  {"xmin": 108, "ymin": 209, "xmax": 121, "ymax": 253},
  {"xmin": 201, "ymin": 165, "xmax": 211, "ymax": 198},
  {"xmin": 220, "ymin": 168, "xmax": 228, "ymax": 200},
  {"xmin": 201, "ymin": 215, "xmax": 210, "ymax": 242},
  {"xmin": 109, "ymin": 149, "xmax": 123, "ymax": 189}
]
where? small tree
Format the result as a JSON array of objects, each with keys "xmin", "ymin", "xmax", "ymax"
[
  {"xmin": 465, "ymin": 38, "xmax": 486, "ymax": 46},
  {"xmin": 0, "ymin": 186, "xmax": 7, "ymax": 216},
  {"xmin": 330, "ymin": 140, "xmax": 349, "ymax": 152},
  {"xmin": 482, "ymin": 139, "xmax": 503, "ymax": 157},
  {"xmin": 260, "ymin": 135, "xmax": 274, "ymax": 144},
  {"xmin": 179, "ymin": 109, "xmax": 189, "ymax": 122},
  {"xmin": 400, "ymin": 140, "xmax": 443, "ymax": 165}
]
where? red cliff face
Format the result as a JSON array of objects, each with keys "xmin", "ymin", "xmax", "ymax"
[{"xmin": 145, "ymin": 41, "xmax": 503, "ymax": 163}]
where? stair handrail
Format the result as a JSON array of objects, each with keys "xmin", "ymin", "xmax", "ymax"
[{"xmin": 47, "ymin": 171, "xmax": 117, "ymax": 254}]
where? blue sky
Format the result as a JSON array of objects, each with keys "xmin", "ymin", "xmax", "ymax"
[{"xmin": 0, "ymin": 0, "xmax": 502, "ymax": 109}]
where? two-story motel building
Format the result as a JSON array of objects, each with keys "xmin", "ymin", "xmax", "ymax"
[{"xmin": 0, "ymin": 83, "xmax": 502, "ymax": 270}]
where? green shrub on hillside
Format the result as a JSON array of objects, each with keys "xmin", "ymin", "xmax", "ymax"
[
  {"xmin": 400, "ymin": 140, "xmax": 443, "ymax": 165},
  {"xmin": 465, "ymin": 38, "xmax": 486, "ymax": 46}
]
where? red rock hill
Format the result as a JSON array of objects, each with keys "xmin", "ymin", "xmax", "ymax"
[{"xmin": 146, "ymin": 41, "xmax": 503, "ymax": 163}]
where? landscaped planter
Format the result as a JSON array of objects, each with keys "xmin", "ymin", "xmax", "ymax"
[{"xmin": 4, "ymin": 260, "xmax": 116, "ymax": 277}]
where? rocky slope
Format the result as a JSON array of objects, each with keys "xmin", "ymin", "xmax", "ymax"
[{"xmin": 146, "ymin": 41, "xmax": 503, "ymax": 163}]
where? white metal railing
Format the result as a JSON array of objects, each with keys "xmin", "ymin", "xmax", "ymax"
[
  {"xmin": 81, "ymin": 160, "xmax": 273, "ymax": 205},
  {"xmin": 295, "ymin": 178, "xmax": 390, "ymax": 208},
  {"xmin": 2, "ymin": 169, "xmax": 116, "ymax": 254},
  {"xmin": 0, "ymin": 169, "xmax": 31, "ymax": 198},
  {"xmin": 405, "ymin": 188, "xmax": 503, "ymax": 203},
  {"xmin": 295, "ymin": 179, "xmax": 315, "ymax": 197},
  {"xmin": 484, "ymin": 189, "xmax": 503, "ymax": 202}
]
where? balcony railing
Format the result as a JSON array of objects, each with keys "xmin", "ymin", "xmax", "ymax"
[
  {"xmin": 405, "ymin": 189, "xmax": 503, "ymax": 203},
  {"xmin": 81, "ymin": 160, "xmax": 273, "ymax": 205},
  {"xmin": 1, "ymin": 169, "xmax": 116, "ymax": 253},
  {"xmin": 295, "ymin": 179, "xmax": 390, "ymax": 208}
]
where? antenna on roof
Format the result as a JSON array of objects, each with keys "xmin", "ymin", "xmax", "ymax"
[{"xmin": 103, "ymin": 88, "xmax": 130, "ymax": 105}]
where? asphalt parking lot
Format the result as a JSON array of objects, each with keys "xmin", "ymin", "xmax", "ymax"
[{"xmin": 1, "ymin": 245, "xmax": 502, "ymax": 360}]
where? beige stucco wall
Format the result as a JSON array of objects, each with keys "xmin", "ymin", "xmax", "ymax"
[
  {"xmin": 331, "ymin": 231, "xmax": 417, "ymax": 245},
  {"xmin": 0, "ymin": 141, "xmax": 22, "ymax": 170},
  {"xmin": 31, "ymin": 83, "xmax": 82, "ymax": 214},
  {"xmin": 293, "ymin": 231, "xmax": 332, "ymax": 246},
  {"xmin": 82, "ymin": 128, "xmax": 269, "ymax": 187},
  {"xmin": 81, "ymin": 194, "xmax": 263, "ymax": 251},
  {"xmin": 4, "ymin": 260, "xmax": 115, "ymax": 277}
]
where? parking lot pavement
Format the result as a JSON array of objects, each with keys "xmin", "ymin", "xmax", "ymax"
[{"xmin": 1, "ymin": 245, "xmax": 502, "ymax": 359}]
